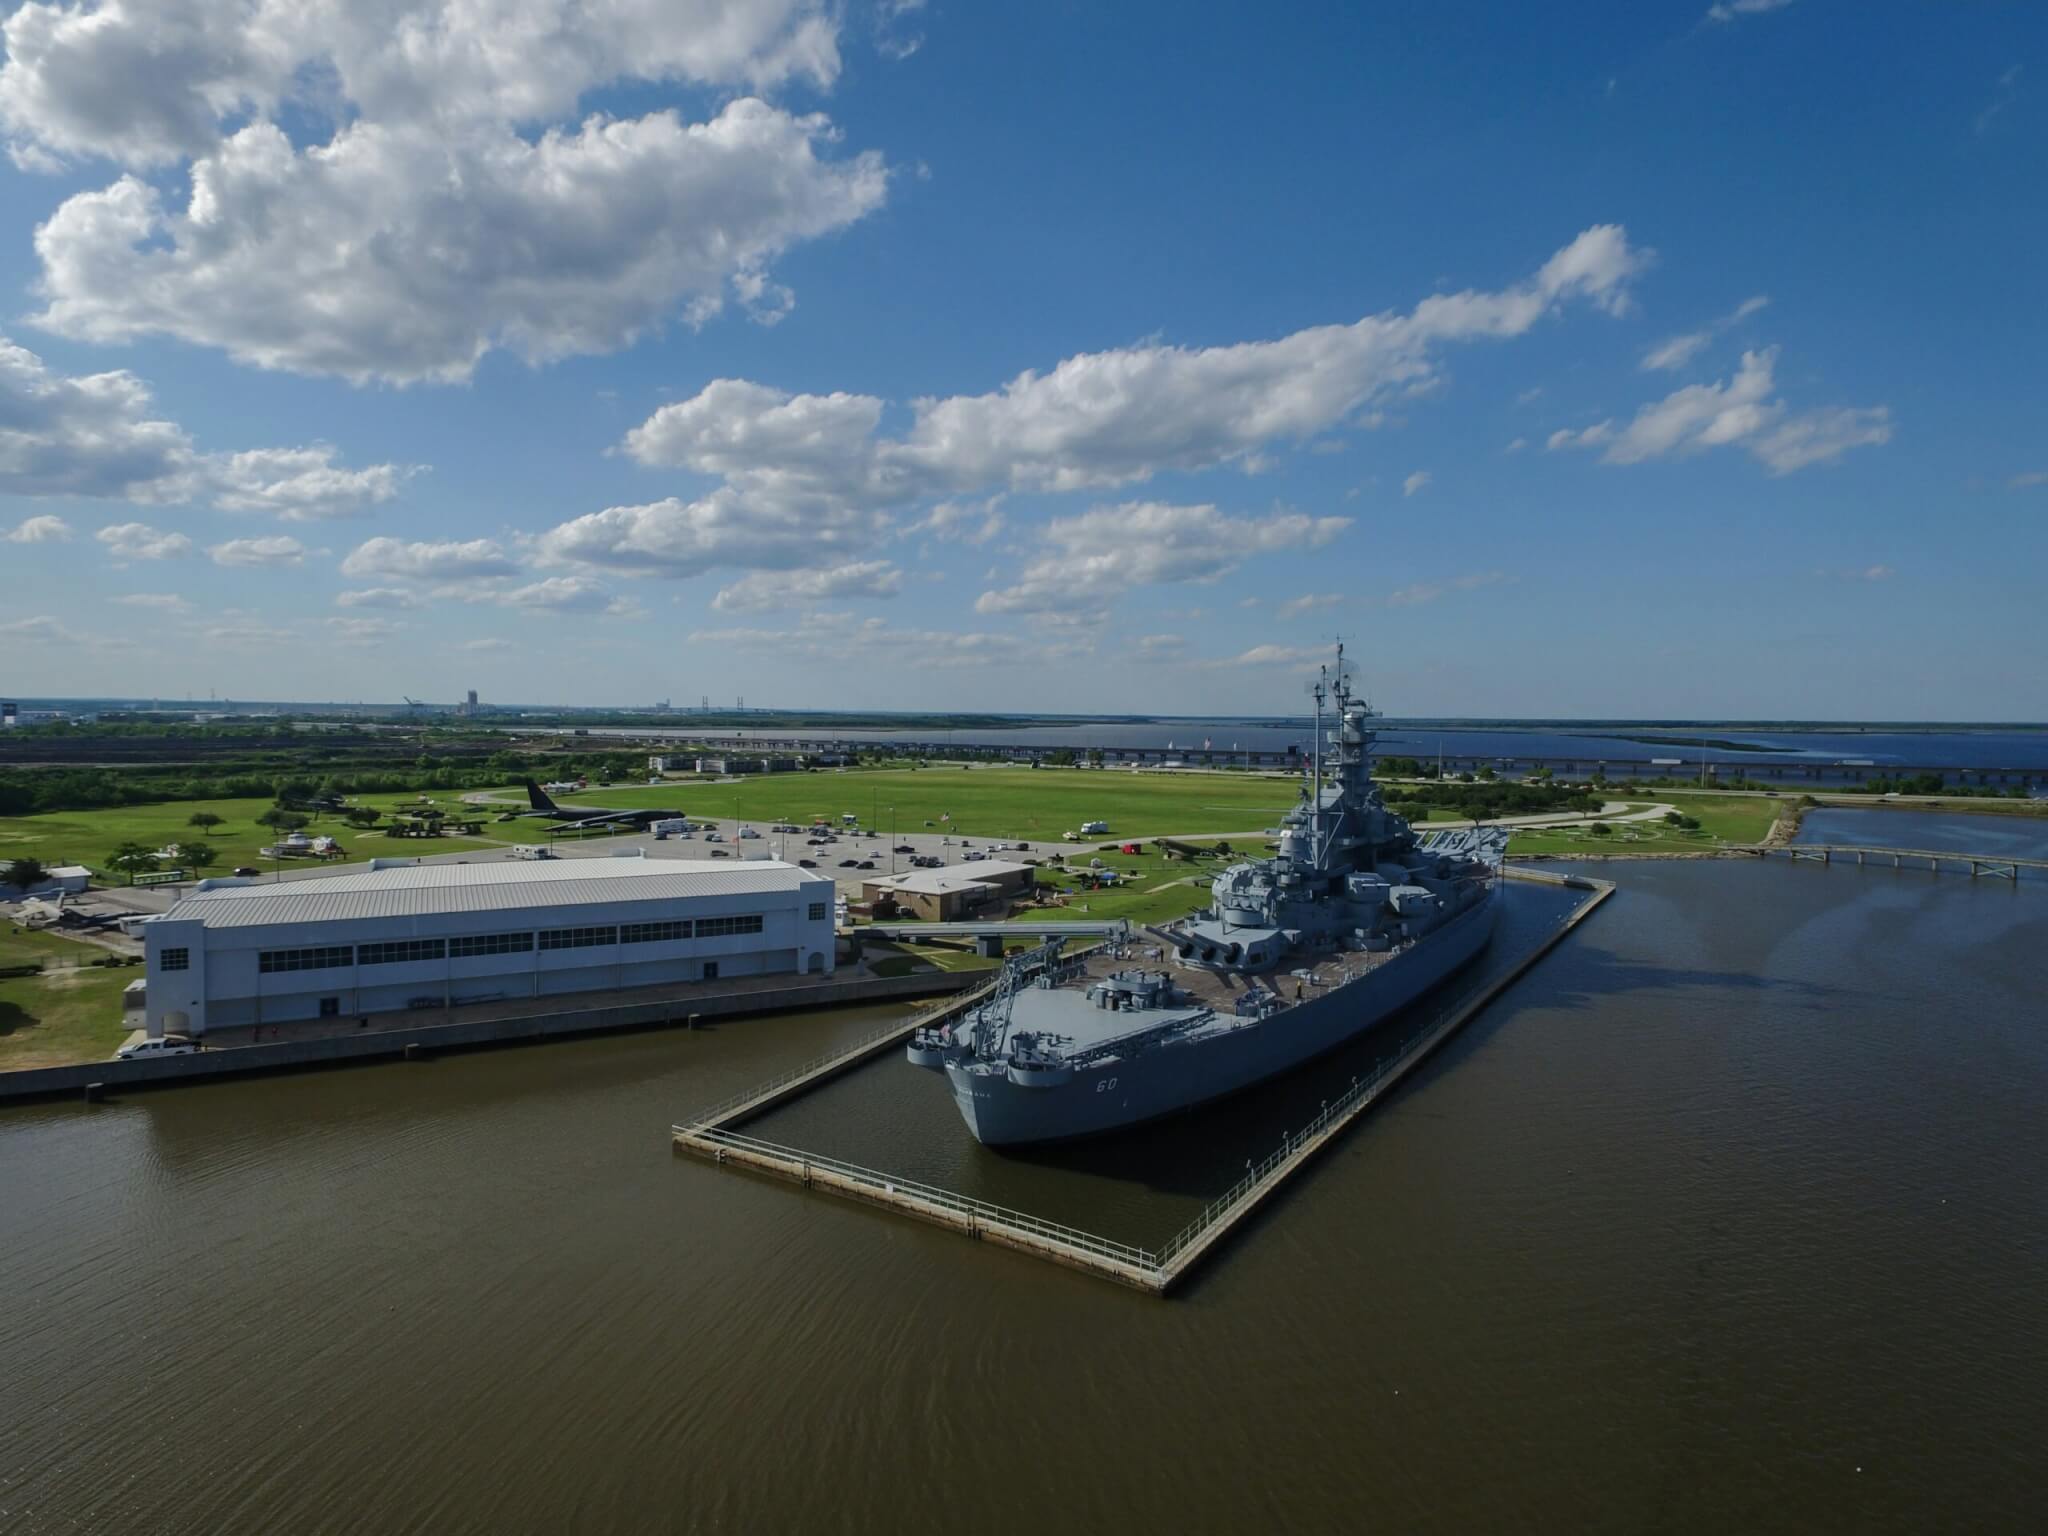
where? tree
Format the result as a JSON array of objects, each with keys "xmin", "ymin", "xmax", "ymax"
[
  {"xmin": 343, "ymin": 806, "xmax": 384, "ymax": 828},
  {"xmin": 258, "ymin": 807, "xmax": 309, "ymax": 833},
  {"xmin": 173, "ymin": 842, "xmax": 218, "ymax": 872},
  {"xmin": 5, "ymin": 857, "xmax": 48, "ymax": 891},
  {"xmin": 104, "ymin": 844, "xmax": 158, "ymax": 885},
  {"xmin": 187, "ymin": 811, "xmax": 224, "ymax": 836}
]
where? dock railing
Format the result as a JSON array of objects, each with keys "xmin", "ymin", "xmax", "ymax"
[{"xmin": 683, "ymin": 1127, "xmax": 1161, "ymax": 1274}]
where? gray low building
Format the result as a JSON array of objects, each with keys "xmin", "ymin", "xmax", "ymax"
[{"xmin": 141, "ymin": 856, "xmax": 837, "ymax": 1036}]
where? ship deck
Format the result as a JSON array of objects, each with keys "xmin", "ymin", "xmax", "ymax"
[{"xmin": 1001, "ymin": 944, "xmax": 1399, "ymax": 1052}]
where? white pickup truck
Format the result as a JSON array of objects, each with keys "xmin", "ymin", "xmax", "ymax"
[{"xmin": 117, "ymin": 1035, "xmax": 200, "ymax": 1060}]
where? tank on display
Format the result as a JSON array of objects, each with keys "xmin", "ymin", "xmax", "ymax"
[{"xmin": 907, "ymin": 647, "xmax": 1506, "ymax": 1145}]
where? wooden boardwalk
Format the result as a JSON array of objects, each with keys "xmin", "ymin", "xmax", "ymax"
[
  {"xmin": 674, "ymin": 869, "xmax": 1614, "ymax": 1295},
  {"xmin": 1752, "ymin": 844, "xmax": 2043, "ymax": 882}
]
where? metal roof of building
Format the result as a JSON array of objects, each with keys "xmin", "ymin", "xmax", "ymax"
[
  {"xmin": 161, "ymin": 857, "xmax": 818, "ymax": 929},
  {"xmin": 861, "ymin": 860, "xmax": 1034, "ymax": 896}
]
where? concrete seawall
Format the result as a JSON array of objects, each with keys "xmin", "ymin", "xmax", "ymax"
[{"xmin": 0, "ymin": 970, "xmax": 971, "ymax": 1106}]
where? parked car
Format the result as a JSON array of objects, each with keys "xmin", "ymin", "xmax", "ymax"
[
  {"xmin": 894, "ymin": 844, "xmax": 915, "ymax": 854},
  {"xmin": 233, "ymin": 866, "xmax": 261, "ymax": 877},
  {"xmin": 856, "ymin": 860, "xmax": 876, "ymax": 870},
  {"xmin": 798, "ymin": 859, "xmax": 818, "ymax": 868},
  {"xmin": 838, "ymin": 858, "xmax": 859, "ymax": 868},
  {"xmin": 709, "ymin": 849, "xmax": 732, "ymax": 858},
  {"xmin": 117, "ymin": 1035, "xmax": 199, "ymax": 1060}
]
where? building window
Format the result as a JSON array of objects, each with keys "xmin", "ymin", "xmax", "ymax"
[
  {"xmin": 807, "ymin": 903, "xmax": 827, "ymax": 922},
  {"xmin": 539, "ymin": 925, "xmax": 618, "ymax": 951},
  {"xmin": 620, "ymin": 920, "xmax": 690, "ymax": 945},
  {"xmin": 694, "ymin": 914, "xmax": 764, "ymax": 939},
  {"xmin": 703, "ymin": 960, "xmax": 719, "ymax": 981},
  {"xmin": 358, "ymin": 939, "xmax": 448, "ymax": 967},
  {"xmin": 159, "ymin": 947, "xmax": 190, "ymax": 972},
  {"xmin": 258, "ymin": 945, "xmax": 355, "ymax": 974},
  {"xmin": 448, "ymin": 932, "xmax": 534, "ymax": 958}
]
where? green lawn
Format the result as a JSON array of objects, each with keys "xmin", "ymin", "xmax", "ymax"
[
  {"xmin": 1003, "ymin": 839, "xmax": 1247, "ymax": 927},
  {"xmin": 0, "ymin": 929, "xmax": 134, "ymax": 1070},
  {"xmin": 1509, "ymin": 792, "xmax": 1782, "ymax": 857},
  {"xmin": 0, "ymin": 790, "xmax": 515, "ymax": 881},
  {"xmin": 555, "ymin": 766, "xmax": 1304, "ymax": 841}
]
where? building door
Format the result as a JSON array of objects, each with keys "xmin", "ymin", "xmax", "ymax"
[
  {"xmin": 319, "ymin": 997, "xmax": 340, "ymax": 1018},
  {"xmin": 703, "ymin": 961, "xmax": 719, "ymax": 981}
]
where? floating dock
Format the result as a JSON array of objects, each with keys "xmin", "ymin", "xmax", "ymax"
[{"xmin": 673, "ymin": 868, "xmax": 1614, "ymax": 1294}]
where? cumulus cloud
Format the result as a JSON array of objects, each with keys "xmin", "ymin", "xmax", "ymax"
[
  {"xmin": 335, "ymin": 587, "xmax": 422, "ymax": 610},
  {"xmin": 0, "ymin": 614, "xmax": 76, "ymax": 642},
  {"xmin": 112, "ymin": 592, "xmax": 191, "ymax": 612},
  {"xmin": 0, "ymin": 333, "xmax": 410, "ymax": 513},
  {"xmin": 1402, "ymin": 470, "xmax": 1431, "ymax": 497},
  {"xmin": 712, "ymin": 560, "xmax": 904, "ymax": 612},
  {"xmin": 6, "ymin": 4, "xmax": 885, "ymax": 383},
  {"xmin": 5, "ymin": 513, "xmax": 71, "ymax": 542},
  {"xmin": 97, "ymin": 521, "xmax": 192, "ymax": 561},
  {"xmin": 1201, "ymin": 644, "xmax": 1331, "ymax": 669},
  {"xmin": 209, "ymin": 534, "xmax": 305, "ymax": 567},
  {"xmin": 1549, "ymin": 349, "xmax": 1889, "ymax": 474},
  {"xmin": 975, "ymin": 502, "xmax": 1349, "ymax": 619},
  {"xmin": 548, "ymin": 228, "xmax": 1645, "ymax": 588},
  {"xmin": 2010, "ymin": 470, "xmax": 2048, "ymax": 489},
  {"xmin": 211, "ymin": 447, "xmax": 415, "ymax": 521},
  {"xmin": 496, "ymin": 576, "xmax": 629, "ymax": 614},
  {"xmin": 341, "ymin": 536, "xmax": 519, "ymax": 581},
  {"xmin": 326, "ymin": 615, "xmax": 405, "ymax": 644}
]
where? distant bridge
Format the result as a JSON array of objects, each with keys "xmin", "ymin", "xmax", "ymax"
[{"xmin": 1753, "ymin": 844, "xmax": 2045, "ymax": 882}]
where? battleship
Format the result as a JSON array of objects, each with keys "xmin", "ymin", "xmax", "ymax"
[{"xmin": 907, "ymin": 649, "xmax": 1508, "ymax": 1145}]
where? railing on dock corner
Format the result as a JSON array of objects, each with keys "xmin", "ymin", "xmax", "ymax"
[{"xmin": 683, "ymin": 1128, "xmax": 1160, "ymax": 1274}]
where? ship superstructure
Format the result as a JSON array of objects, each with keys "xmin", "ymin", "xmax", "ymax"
[{"xmin": 908, "ymin": 649, "xmax": 1507, "ymax": 1145}]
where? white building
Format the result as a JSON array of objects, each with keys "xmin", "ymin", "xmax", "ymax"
[{"xmin": 141, "ymin": 856, "xmax": 837, "ymax": 1036}]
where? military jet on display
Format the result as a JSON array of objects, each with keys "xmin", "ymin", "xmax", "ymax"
[{"xmin": 514, "ymin": 780, "xmax": 668, "ymax": 831}]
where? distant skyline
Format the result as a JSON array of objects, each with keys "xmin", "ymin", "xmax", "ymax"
[{"xmin": 0, "ymin": 1, "xmax": 2043, "ymax": 720}]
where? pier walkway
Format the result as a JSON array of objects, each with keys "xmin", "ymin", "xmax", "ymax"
[
  {"xmin": 674, "ymin": 868, "xmax": 1612, "ymax": 1294},
  {"xmin": 1753, "ymin": 844, "xmax": 2044, "ymax": 882}
]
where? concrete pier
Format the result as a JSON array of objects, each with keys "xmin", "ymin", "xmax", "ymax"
[
  {"xmin": 1762, "ymin": 844, "xmax": 2038, "ymax": 881},
  {"xmin": 673, "ymin": 869, "xmax": 1614, "ymax": 1294}
]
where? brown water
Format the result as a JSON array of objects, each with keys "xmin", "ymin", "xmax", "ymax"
[{"xmin": 3, "ymin": 838, "xmax": 2045, "ymax": 1534}]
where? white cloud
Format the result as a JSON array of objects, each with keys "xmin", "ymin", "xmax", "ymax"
[
  {"xmin": 342, "ymin": 536, "xmax": 519, "ymax": 581},
  {"xmin": 6, "ymin": 3, "xmax": 884, "ymax": 384},
  {"xmin": 111, "ymin": 592, "xmax": 191, "ymax": 612},
  {"xmin": 975, "ymin": 502, "xmax": 1349, "ymax": 619},
  {"xmin": 4, "ymin": 513, "xmax": 71, "ymax": 542},
  {"xmin": 0, "ymin": 333, "xmax": 409, "ymax": 512},
  {"xmin": 1275, "ymin": 592, "xmax": 1345, "ymax": 621},
  {"xmin": 335, "ymin": 587, "xmax": 422, "ymax": 610},
  {"xmin": 1551, "ymin": 349, "xmax": 1890, "ymax": 474},
  {"xmin": 1504, "ymin": 437, "xmax": 1527, "ymax": 454},
  {"xmin": 460, "ymin": 637, "xmax": 513, "ymax": 652},
  {"xmin": 497, "ymin": 576, "xmax": 622, "ymax": 613},
  {"xmin": 1706, "ymin": 0, "xmax": 1795, "ymax": 20},
  {"xmin": 2010, "ymin": 470, "xmax": 2048, "ymax": 489},
  {"xmin": 552, "ymin": 228, "xmax": 1645, "ymax": 586},
  {"xmin": 1641, "ymin": 294, "xmax": 1768, "ymax": 371},
  {"xmin": 907, "ymin": 499, "xmax": 1005, "ymax": 545},
  {"xmin": 201, "ymin": 617, "xmax": 295, "ymax": 646},
  {"xmin": 0, "ymin": 614, "xmax": 76, "ymax": 642},
  {"xmin": 713, "ymin": 561, "xmax": 904, "ymax": 612},
  {"xmin": 1642, "ymin": 331, "xmax": 1710, "ymax": 372},
  {"xmin": 210, "ymin": 534, "xmax": 305, "ymax": 567},
  {"xmin": 97, "ymin": 522, "xmax": 192, "ymax": 561},
  {"xmin": 1385, "ymin": 571, "xmax": 1509, "ymax": 608},
  {"xmin": 1402, "ymin": 470, "xmax": 1431, "ymax": 497},
  {"xmin": 211, "ymin": 447, "xmax": 416, "ymax": 521},
  {"xmin": 1976, "ymin": 65, "xmax": 2022, "ymax": 135}
]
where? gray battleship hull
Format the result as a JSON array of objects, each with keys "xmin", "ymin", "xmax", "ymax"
[{"xmin": 944, "ymin": 895, "xmax": 1497, "ymax": 1146}]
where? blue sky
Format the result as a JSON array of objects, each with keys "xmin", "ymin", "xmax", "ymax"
[{"xmin": 0, "ymin": 0, "xmax": 2040, "ymax": 719}]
